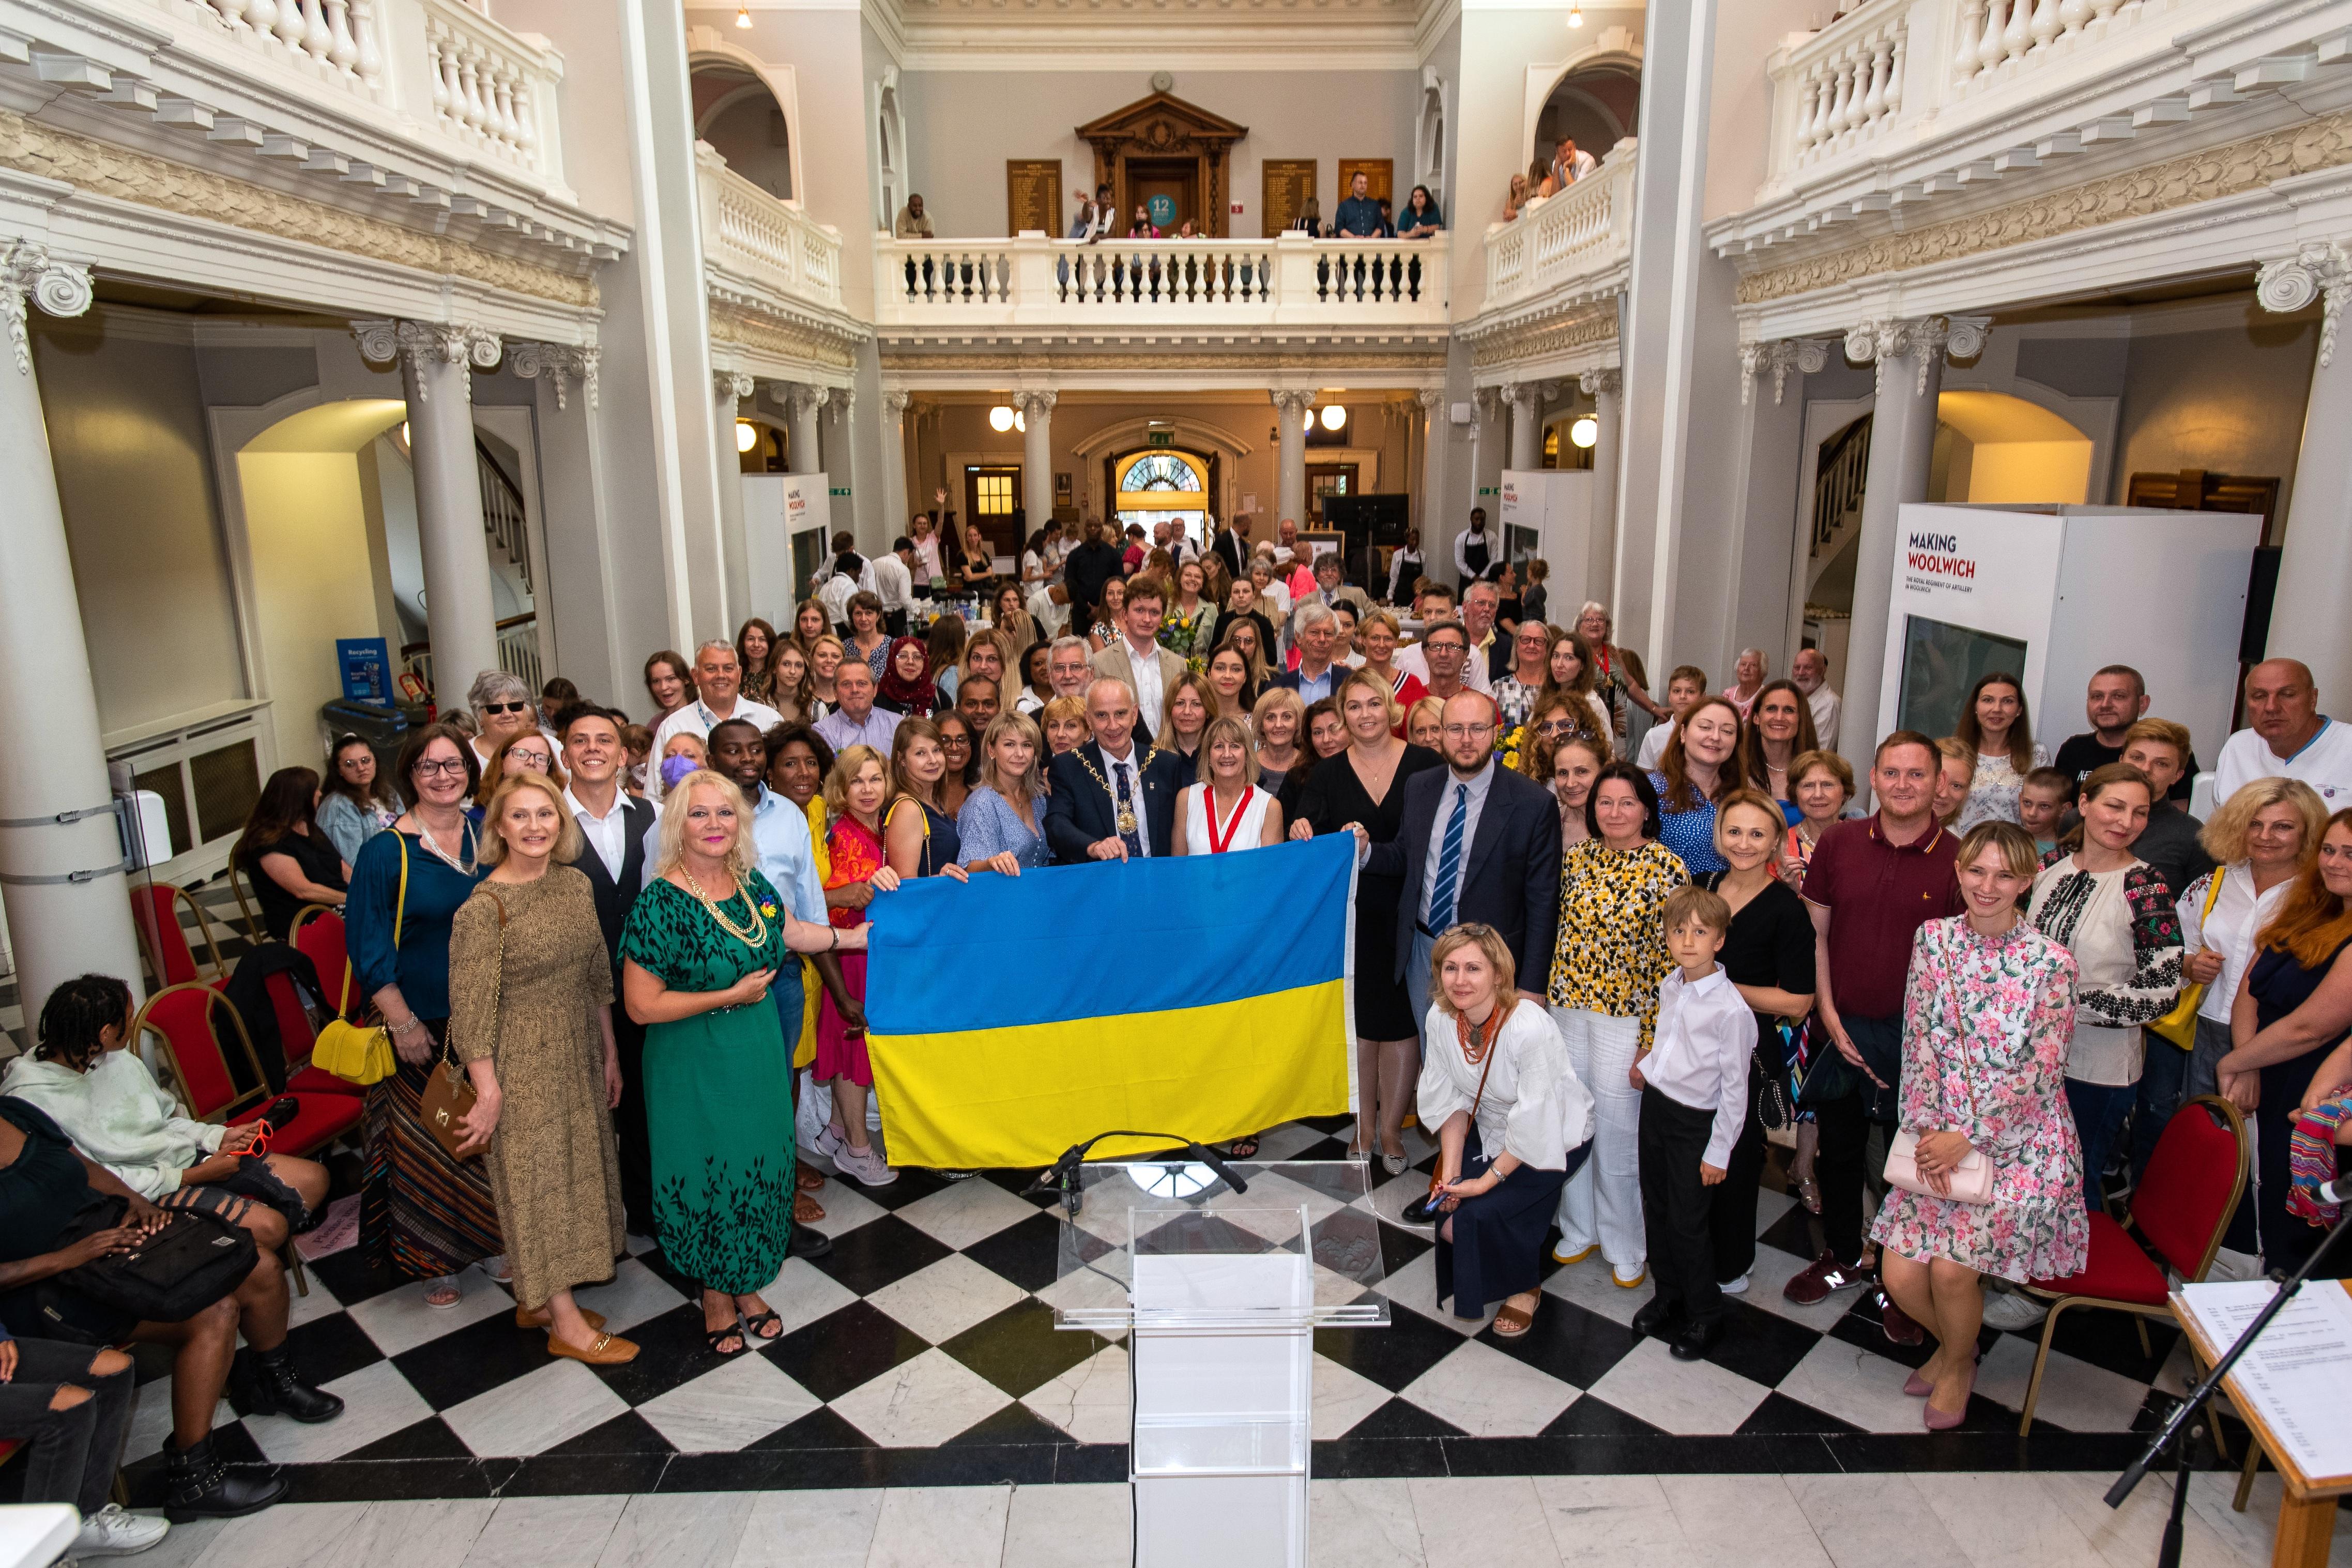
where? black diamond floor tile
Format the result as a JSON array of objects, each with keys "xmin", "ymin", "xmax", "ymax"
[
  {"xmin": 390, "ymin": 1310, "xmax": 555, "ymax": 1411},
  {"xmin": 1314, "ymin": 1308, "xmax": 1461, "ymax": 1393},
  {"xmin": 957, "ymin": 1209, "xmax": 1068, "ymax": 1293},
  {"xmin": 1485, "ymin": 1294, "xmax": 1637, "ymax": 1389},
  {"xmin": 938, "ymin": 1300, "xmax": 1107, "ymax": 1398},
  {"xmin": 763, "ymin": 1299, "xmax": 927, "ymax": 1402},
  {"xmin": 816, "ymin": 1213, "xmax": 955, "ymax": 1296}
]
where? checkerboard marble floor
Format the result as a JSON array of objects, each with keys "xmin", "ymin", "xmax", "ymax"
[{"xmin": 99, "ymin": 1114, "xmax": 2242, "ymax": 1511}]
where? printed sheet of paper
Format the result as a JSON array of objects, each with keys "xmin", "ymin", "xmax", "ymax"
[{"xmin": 2177, "ymin": 1280, "xmax": 2352, "ymax": 1483}]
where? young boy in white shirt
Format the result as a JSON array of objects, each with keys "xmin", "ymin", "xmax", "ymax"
[{"xmin": 1629, "ymin": 884, "xmax": 1755, "ymax": 1360}]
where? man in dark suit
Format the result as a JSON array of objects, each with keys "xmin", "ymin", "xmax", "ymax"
[
  {"xmin": 1356, "ymin": 691, "xmax": 1562, "ymax": 1023},
  {"xmin": 555, "ymin": 706, "xmax": 661, "ymax": 1234},
  {"xmin": 1211, "ymin": 516, "xmax": 1253, "ymax": 582},
  {"xmin": 1044, "ymin": 678, "xmax": 1183, "ymax": 864}
]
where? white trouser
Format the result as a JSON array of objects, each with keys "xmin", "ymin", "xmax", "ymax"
[{"xmin": 1551, "ymin": 1006, "xmax": 1646, "ymax": 1270}]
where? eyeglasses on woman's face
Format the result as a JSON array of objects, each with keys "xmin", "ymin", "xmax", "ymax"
[{"xmin": 414, "ymin": 757, "xmax": 469, "ymax": 778}]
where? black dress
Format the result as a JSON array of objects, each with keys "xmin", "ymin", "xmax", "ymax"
[
  {"xmin": 1697, "ymin": 872, "xmax": 1815, "ymax": 1284},
  {"xmin": 244, "ymin": 829, "xmax": 347, "ymax": 940},
  {"xmin": 1301, "ymin": 744, "xmax": 1447, "ymax": 1037},
  {"xmin": 2246, "ymin": 939, "xmax": 2352, "ymax": 1274}
]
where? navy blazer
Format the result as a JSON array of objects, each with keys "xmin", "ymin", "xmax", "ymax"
[
  {"xmin": 1361, "ymin": 761, "xmax": 1563, "ymax": 989},
  {"xmin": 1043, "ymin": 742, "xmax": 1184, "ymax": 864}
]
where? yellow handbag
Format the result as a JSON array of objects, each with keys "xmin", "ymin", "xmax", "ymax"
[
  {"xmin": 314, "ymin": 837, "xmax": 406, "ymax": 1086},
  {"xmin": 2150, "ymin": 866, "xmax": 2224, "ymax": 1051}
]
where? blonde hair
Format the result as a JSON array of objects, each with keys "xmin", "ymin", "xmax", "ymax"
[
  {"xmin": 821, "ymin": 745, "xmax": 893, "ymax": 823},
  {"xmin": 1957, "ymin": 820, "xmax": 2041, "ymax": 881},
  {"xmin": 957, "ymin": 627, "xmax": 1018, "ymax": 691},
  {"xmin": 1712, "ymin": 787, "xmax": 1787, "ymax": 869},
  {"xmin": 652, "ymin": 770, "xmax": 757, "ymax": 883},
  {"xmin": 477, "ymin": 771, "xmax": 585, "ymax": 868},
  {"xmin": 978, "ymin": 712, "xmax": 1048, "ymax": 800},
  {"xmin": 1199, "ymin": 714, "xmax": 1260, "ymax": 786},
  {"xmin": 1428, "ymin": 923, "xmax": 1519, "ymax": 1017},
  {"xmin": 2122, "ymin": 717, "xmax": 2193, "ymax": 762},
  {"xmin": 1336, "ymin": 666, "xmax": 1403, "ymax": 730},
  {"xmin": 1405, "ymin": 695, "xmax": 1444, "ymax": 742},
  {"xmin": 2202, "ymin": 776, "xmax": 2329, "ymax": 865},
  {"xmin": 1041, "ymin": 694, "xmax": 1089, "ymax": 735},
  {"xmin": 1251, "ymin": 685, "xmax": 1307, "ymax": 748}
]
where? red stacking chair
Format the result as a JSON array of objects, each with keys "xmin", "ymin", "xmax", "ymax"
[
  {"xmin": 129, "ymin": 883, "xmax": 230, "ymax": 989},
  {"xmin": 282, "ymin": 906, "xmax": 365, "ymax": 1097},
  {"xmin": 2017, "ymin": 1094, "xmax": 2248, "ymax": 1435},
  {"xmin": 131, "ymin": 983, "xmax": 364, "ymax": 1162}
]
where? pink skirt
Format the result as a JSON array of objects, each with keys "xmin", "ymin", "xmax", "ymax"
[{"xmin": 814, "ymin": 950, "xmax": 873, "ymax": 1086}]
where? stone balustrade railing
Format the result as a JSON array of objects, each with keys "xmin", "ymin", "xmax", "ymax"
[
  {"xmin": 1482, "ymin": 137, "xmax": 1637, "ymax": 311},
  {"xmin": 871, "ymin": 232, "xmax": 1449, "ymax": 328},
  {"xmin": 696, "ymin": 143, "xmax": 845, "ymax": 315}
]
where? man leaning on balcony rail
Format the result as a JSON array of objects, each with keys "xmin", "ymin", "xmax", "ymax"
[
  {"xmin": 895, "ymin": 194, "xmax": 935, "ymax": 239},
  {"xmin": 1544, "ymin": 137, "xmax": 1596, "ymax": 197},
  {"xmin": 1334, "ymin": 172, "xmax": 1384, "ymax": 238}
]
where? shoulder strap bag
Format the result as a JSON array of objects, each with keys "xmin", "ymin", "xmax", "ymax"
[
  {"xmin": 420, "ymin": 884, "xmax": 494, "ymax": 1160},
  {"xmin": 1402, "ymin": 1012, "xmax": 1503, "ymax": 1225},
  {"xmin": 2149, "ymin": 867, "xmax": 2225, "ymax": 1050},
  {"xmin": 1883, "ymin": 1034, "xmax": 1995, "ymax": 1205},
  {"xmin": 314, "ymin": 835, "xmax": 405, "ymax": 1085}
]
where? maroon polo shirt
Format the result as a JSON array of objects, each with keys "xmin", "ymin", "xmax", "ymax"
[{"xmin": 1799, "ymin": 812, "xmax": 1961, "ymax": 1021}]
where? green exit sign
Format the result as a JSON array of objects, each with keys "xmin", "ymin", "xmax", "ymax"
[
  {"xmin": 830, "ymin": 487, "xmax": 851, "ymax": 497},
  {"xmin": 1147, "ymin": 431, "xmax": 1173, "ymax": 447},
  {"xmin": 1477, "ymin": 485, "xmax": 1500, "ymax": 496}
]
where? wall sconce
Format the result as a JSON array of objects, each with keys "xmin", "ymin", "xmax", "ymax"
[
  {"xmin": 737, "ymin": 420, "xmax": 758, "ymax": 453},
  {"xmin": 988, "ymin": 405, "xmax": 1015, "ymax": 432}
]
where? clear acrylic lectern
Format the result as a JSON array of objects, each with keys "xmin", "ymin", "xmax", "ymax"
[{"xmin": 1049, "ymin": 1159, "xmax": 1388, "ymax": 1568}]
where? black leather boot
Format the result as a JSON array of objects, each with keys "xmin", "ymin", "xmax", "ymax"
[
  {"xmin": 163, "ymin": 1432, "xmax": 287, "ymax": 1522},
  {"xmin": 235, "ymin": 1343, "xmax": 345, "ymax": 1424}
]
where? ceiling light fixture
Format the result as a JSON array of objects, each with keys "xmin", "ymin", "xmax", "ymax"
[
  {"xmin": 1570, "ymin": 415, "xmax": 1598, "ymax": 449},
  {"xmin": 736, "ymin": 5, "xmax": 753, "ymax": 27},
  {"xmin": 1319, "ymin": 404, "xmax": 1348, "ymax": 432},
  {"xmin": 988, "ymin": 404, "xmax": 1015, "ymax": 432},
  {"xmin": 1015, "ymin": 408, "xmax": 1027, "ymax": 433},
  {"xmin": 1567, "ymin": 2, "xmax": 1584, "ymax": 26},
  {"xmin": 736, "ymin": 419, "xmax": 758, "ymax": 453}
]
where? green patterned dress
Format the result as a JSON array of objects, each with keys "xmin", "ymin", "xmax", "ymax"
[{"xmin": 618, "ymin": 872, "xmax": 797, "ymax": 1294}]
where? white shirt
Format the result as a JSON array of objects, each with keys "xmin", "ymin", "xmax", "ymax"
[
  {"xmin": 1098, "ymin": 741, "xmax": 1153, "ymax": 856},
  {"xmin": 1636, "ymin": 719, "xmax": 1680, "ymax": 771},
  {"xmin": 1418, "ymin": 760, "xmax": 1496, "ymax": 929},
  {"xmin": 815, "ymin": 572, "xmax": 857, "ymax": 628},
  {"xmin": 648, "ymin": 695, "xmax": 783, "ymax": 800},
  {"xmin": 872, "ymin": 552, "xmax": 915, "ymax": 614},
  {"xmin": 1121, "ymin": 635, "xmax": 1167, "ymax": 734},
  {"xmin": 564, "ymin": 784, "xmax": 656, "ymax": 887},
  {"xmin": 1805, "ymin": 684, "xmax": 1842, "ymax": 751},
  {"xmin": 2213, "ymin": 718, "xmax": 2352, "ymax": 809},
  {"xmin": 1643, "ymin": 966, "xmax": 1757, "ymax": 1169},
  {"xmin": 2177, "ymin": 862, "xmax": 2293, "ymax": 1026},
  {"xmin": 1415, "ymin": 1001, "xmax": 1594, "ymax": 1169},
  {"xmin": 1393, "ymin": 640, "xmax": 1494, "ymax": 697}
]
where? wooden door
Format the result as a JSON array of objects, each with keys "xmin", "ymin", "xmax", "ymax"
[
  {"xmin": 964, "ymin": 466, "xmax": 1021, "ymax": 565},
  {"xmin": 1125, "ymin": 158, "xmax": 1198, "ymax": 233}
]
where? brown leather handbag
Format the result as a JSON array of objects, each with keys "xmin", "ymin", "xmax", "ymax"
[{"xmin": 422, "ymin": 887, "xmax": 503, "ymax": 1160}]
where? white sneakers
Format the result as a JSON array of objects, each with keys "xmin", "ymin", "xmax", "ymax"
[
  {"xmin": 833, "ymin": 1140, "xmax": 898, "ymax": 1188},
  {"xmin": 67, "ymin": 1503, "xmax": 171, "ymax": 1559},
  {"xmin": 1979, "ymin": 1282, "xmax": 2050, "ymax": 1331},
  {"xmin": 1718, "ymin": 1272, "xmax": 1751, "ymax": 1296}
]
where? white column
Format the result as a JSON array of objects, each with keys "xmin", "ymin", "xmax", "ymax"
[
  {"xmin": 1273, "ymin": 389, "xmax": 1314, "ymax": 531},
  {"xmin": 2258, "ymin": 243, "xmax": 2352, "ymax": 700},
  {"xmin": 1505, "ymin": 381, "xmax": 1545, "ymax": 471},
  {"xmin": 1735, "ymin": 340, "xmax": 1828, "ymax": 670},
  {"xmin": 357, "ymin": 320, "xmax": 502, "ymax": 702},
  {"xmin": 1837, "ymin": 316, "xmax": 1988, "ymax": 773},
  {"xmin": 0, "ymin": 244, "xmax": 147, "ymax": 1011},
  {"xmin": 713, "ymin": 368, "xmax": 755, "ymax": 629},
  {"xmin": 510, "ymin": 343, "xmax": 624, "ymax": 702},
  {"xmin": 1580, "ymin": 366, "xmax": 1624, "ymax": 615},
  {"xmin": 786, "ymin": 383, "xmax": 828, "ymax": 475},
  {"xmin": 1416, "ymin": 389, "xmax": 1447, "ymax": 553},
  {"xmin": 881, "ymin": 389, "xmax": 913, "ymax": 540},
  {"xmin": 1018, "ymin": 389, "xmax": 1057, "ymax": 537}
]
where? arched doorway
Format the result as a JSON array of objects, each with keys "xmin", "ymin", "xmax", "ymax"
[
  {"xmin": 1929, "ymin": 391, "xmax": 2095, "ymax": 505},
  {"xmin": 689, "ymin": 58, "xmax": 796, "ymax": 201},
  {"xmin": 1529, "ymin": 50, "xmax": 1640, "ymax": 180},
  {"xmin": 1111, "ymin": 449, "xmax": 1214, "ymax": 545}
]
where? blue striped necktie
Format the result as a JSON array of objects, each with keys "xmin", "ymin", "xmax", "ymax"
[{"xmin": 1430, "ymin": 782, "xmax": 1468, "ymax": 932}]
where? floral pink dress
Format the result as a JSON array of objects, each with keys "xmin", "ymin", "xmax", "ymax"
[{"xmin": 1869, "ymin": 916, "xmax": 2090, "ymax": 1283}]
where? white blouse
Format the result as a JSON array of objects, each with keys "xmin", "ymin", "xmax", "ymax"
[{"xmin": 1415, "ymin": 1001, "xmax": 1595, "ymax": 1170}]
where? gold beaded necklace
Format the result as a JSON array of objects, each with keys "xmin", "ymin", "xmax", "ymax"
[{"xmin": 682, "ymin": 869, "xmax": 769, "ymax": 948}]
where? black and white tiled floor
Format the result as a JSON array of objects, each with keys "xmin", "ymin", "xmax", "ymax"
[{"xmin": 106, "ymin": 1115, "xmax": 2228, "ymax": 1512}]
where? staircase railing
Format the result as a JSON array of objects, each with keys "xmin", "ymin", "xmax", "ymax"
[
  {"xmin": 476, "ymin": 439, "xmax": 531, "ymax": 594},
  {"xmin": 1811, "ymin": 414, "xmax": 1872, "ymax": 556},
  {"xmin": 495, "ymin": 612, "xmax": 540, "ymax": 693}
]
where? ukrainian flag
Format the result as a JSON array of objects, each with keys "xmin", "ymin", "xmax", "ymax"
[{"xmin": 862, "ymin": 834, "xmax": 1357, "ymax": 1170}]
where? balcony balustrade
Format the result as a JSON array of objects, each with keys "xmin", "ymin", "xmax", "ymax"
[
  {"xmin": 1480, "ymin": 138, "xmax": 1637, "ymax": 314},
  {"xmin": 697, "ymin": 144, "xmax": 845, "ymax": 317}
]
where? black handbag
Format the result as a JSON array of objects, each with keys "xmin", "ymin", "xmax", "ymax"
[
  {"xmin": 48, "ymin": 1193, "xmax": 257, "ymax": 1325},
  {"xmin": 1788, "ymin": 1014, "xmax": 1857, "ymax": 1107}
]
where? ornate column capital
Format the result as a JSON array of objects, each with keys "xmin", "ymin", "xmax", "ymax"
[
  {"xmin": 883, "ymin": 389, "xmax": 914, "ymax": 417},
  {"xmin": 784, "ymin": 383, "xmax": 831, "ymax": 419},
  {"xmin": 1578, "ymin": 366, "xmax": 1623, "ymax": 398},
  {"xmin": 1736, "ymin": 340, "xmax": 1827, "ymax": 406},
  {"xmin": 1842, "ymin": 315, "xmax": 1990, "ymax": 397},
  {"xmin": 1415, "ymin": 388, "xmax": 1446, "ymax": 414},
  {"xmin": 3, "ymin": 243, "xmax": 93, "ymax": 376},
  {"xmin": 2257, "ymin": 241, "xmax": 2352, "ymax": 367},
  {"xmin": 1271, "ymin": 389, "xmax": 1317, "ymax": 420},
  {"xmin": 353, "ymin": 320, "xmax": 501, "ymax": 404},
  {"xmin": 508, "ymin": 342, "xmax": 599, "ymax": 412},
  {"xmin": 1015, "ymin": 389, "xmax": 1058, "ymax": 419},
  {"xmin": 713, "ymin": 368, "xmax": 756, "ymax": 405},
  {"xmin": 835, "ymin": 387, "xmax": 857, "ymax": 422}
]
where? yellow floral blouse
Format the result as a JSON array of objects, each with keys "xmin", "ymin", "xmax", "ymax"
[{"xmin": 1546, "ymin": 838, "xmax": 1689, "ymax": 1046}]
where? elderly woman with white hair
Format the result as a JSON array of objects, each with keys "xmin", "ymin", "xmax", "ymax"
[
  {"xmin": 1572, "ymin": 602, "xmax": 1669, "ymax": 754},
  {"xmin": 619, "ymin": 769, "xmax": 874, "ymax": 1357},
  {"xmin": 466, "ymin": 669, "xmax": 542, "ymax": 774}
]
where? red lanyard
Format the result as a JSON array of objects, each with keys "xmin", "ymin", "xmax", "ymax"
[{"xmin": 1205, "ymin": 787, "xmax": 1252, "ymax": 854}]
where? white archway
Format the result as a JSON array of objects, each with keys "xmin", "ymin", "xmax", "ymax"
[
  {"xmin": 684, "ymin": 29, "xmax": 806, "ymax": 212},
  {"xmin": 1522, "ymin": 27, "xmax": 1643, "ymax": 175},
  {"xmin": 1071, "ymin": 414, "xmax": 1258, "ymax": 520}
]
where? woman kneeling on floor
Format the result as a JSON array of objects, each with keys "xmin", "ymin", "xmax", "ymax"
[{"xmin": 1417, "ymin": 924, "xmax": 1594, "ymax": 1336}]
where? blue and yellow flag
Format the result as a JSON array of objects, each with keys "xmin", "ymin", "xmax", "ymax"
[{"xmin": 863, "ymin": 835, "xmax": 1357, "ymax": 1169}]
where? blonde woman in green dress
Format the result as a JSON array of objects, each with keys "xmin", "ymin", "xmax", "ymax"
[{"xmin": 621, "ymin": 770, "xmax": 875, "ymax": 1356}]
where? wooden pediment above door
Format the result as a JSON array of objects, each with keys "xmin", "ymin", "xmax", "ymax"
[{"xmin": 1077, "ymin": 91, "xmax": 1249, "ymax": 237}]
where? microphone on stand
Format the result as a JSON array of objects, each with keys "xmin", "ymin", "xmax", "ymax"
[{"xmin": 1023, "ymin": 1130, "xmax": 1256, "ymax": 1218}]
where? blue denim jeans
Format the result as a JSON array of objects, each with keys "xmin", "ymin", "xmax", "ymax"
[
  {"xmin": 2065, "ymin": 1077, "xmax": 2136, "ymax": 1209},
  {"xmin": 2130, "ymin": 1032, "xmax": 2194, "ymax": 1186}
]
